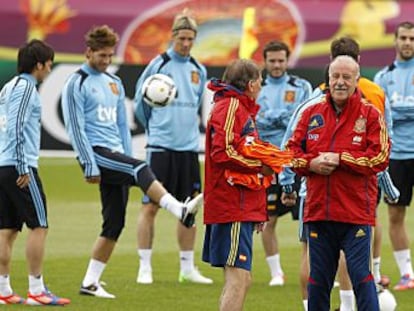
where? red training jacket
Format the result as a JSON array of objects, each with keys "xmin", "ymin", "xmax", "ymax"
[
  {"xmin": 204, "ymin": 79, "xmax": 267, "ymax": 224},
  {"xmin": 286, "ymin": 89, "xmax": 390, "ymax": 226}
]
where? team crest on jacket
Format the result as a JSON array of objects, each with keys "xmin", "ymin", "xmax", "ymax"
[
  {"xmin": 354, "ymin": 116, "xmax": 367, "ymax": 133},
  {"xmin": 191, "ymin": 71, "xmax": 200, "ymax": 84},
  {"xmin": 241, "ymin": 118, "xmax": 256, "ymax": 136},
  {"xmin": 284, "ymin": 90, "xmax": 296, "ymax": 103},
  {"xmin": 308, "ymin": 114, "xmax": 324, "ymax": 131},
  {"xmin": 109, "ymin": 83, "xmax": 119, "ymax": 95}
]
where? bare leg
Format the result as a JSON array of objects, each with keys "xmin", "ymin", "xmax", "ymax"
[
  {"xmin": 388, "ymin": 206, "xmax": 409, "ymax": 251},
  {"xmin": 26, "ymin": 228, "xmax": 47, "ymax": 276},
  {"xmin": 0, "ymin": 229, "xmax": 18, "ymax": 276},
  {"xmin": 220, "ymin": 266, "xmax": 251, "ymax": 311},
  {"xmin": 261, "ymin": 216, "xmax": 278, "ymax": 256}
]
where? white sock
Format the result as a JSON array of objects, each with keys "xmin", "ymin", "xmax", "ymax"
[
  {"xmin": 0, "ymin": 275, "xmax": 12, "ymax": 296},
  {"xmin": 339, "ymin": 289, "xmax": 355, "ymax": 311},
  {"xmin": 266, "ymin": 253, "xmax": 283, "ymax": 277},
  {"xmin": 82, "ymin": 258, "xmax": 106, "ymax": 287},
  {"xmin": 159, "ymin": 193, "xmax": 182, "ymax": 219},
  {"xmin": 394, "ymin": 249, "xmax": 414, "ymax": 278},
  {"xmin": 373, "ymin": 257, "xmax": 381, "ymax": 283},
  {"xmin": 180, "ymin": 251, "xmax": 194, "ymax": 275},
  {"xmin": 28, "ymin": 274, "xmax": 45, "ymax": 295},
  {"xmin": 302, "ymin": 299, "xmax": 308, "ymax": 311},
  {"xmin": 138, "ymin": 249, "xmax": 152, "ymax": 271}
]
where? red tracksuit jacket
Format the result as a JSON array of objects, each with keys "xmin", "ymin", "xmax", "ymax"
[
  {"xmin": 204, "ymin": 80, "xmax": 267, "ymax": 224},
  {"xmin": 286, "ymin": 89, "xmax": 389, "ymax": 226}
]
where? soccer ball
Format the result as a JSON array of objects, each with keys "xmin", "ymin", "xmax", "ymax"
[
  {"xmin": 141, "ymin": 73, "xmax": 177, "ymax": 108},
  {"xmin": 378, "ymin": 289, "xmax": 397, "ymax": 311}
]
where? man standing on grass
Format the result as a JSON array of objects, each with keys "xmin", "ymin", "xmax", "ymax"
[
  {"xmin": 203, "ymin": 59, "xmax": 275, "ymax": 311},
  {"xmin": 0, "ymin": 39, "xmax": 70, "ymax": 306},
  {"xmin": 61, "ymin": 24, "xmax": 202, "ymax": 299},
  {"xmin": 134, "ymin": 10, "xmax": 212, "ymax": 286},
  {"xmin": 286, "ymin": 56, "xmax": 389, "ymax": 310}
]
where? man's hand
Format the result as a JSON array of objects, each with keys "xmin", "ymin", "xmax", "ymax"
[
  {"xmin": 16, "ymin": 174, "xmax": 30, "ymax": 188},
  {"xmin": 86, "ymin": 176, "xmax": 101, "ymax": 184},
  {"xmin": 309, "ymin": 152, "xmax": 339, "ymax": 175},
  {"xmin": 281, "ymin": 191, "xmax": 297, "ymax": 206},
  {"xmin": 261, "ymin": 164, "xmax": 274, "ymax": 176}
]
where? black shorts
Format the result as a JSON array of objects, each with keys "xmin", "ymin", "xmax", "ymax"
[
  {"xmin": 266, "ymin": 174, "xmax": 301, "ymax": 219},
  {"xmin": 388, "ymin": 159, "xmax": 414, "ymax": 206},
  {"xmin": 143, "ymin": 150, "xmax": 201, "ymax": 203},
  {"xmin": 90, "ymin": 147, "xmax": 157, "ymax": 240},
  {"xmin": 0, "ymin": 166, "xmax": 48, "ymax": 230}
]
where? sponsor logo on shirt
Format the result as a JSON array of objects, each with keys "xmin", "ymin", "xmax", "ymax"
[
  {"xmin": 308, "ymin": 114, "xmax": 324, "ymax": 131},
  {"xmin": 97, "ymin": 105, "xmax": 117, "ymax": 122},
  {"xmin": 355, "ymin": 228, "xmax": 366, "ymax": 237},
  {"xmin": 352, "ymin": 135, "xmax": 362, "ymax": 145}
]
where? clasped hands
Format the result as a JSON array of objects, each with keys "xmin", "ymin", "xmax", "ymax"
[{"xmin": 309, "ymin": 152, "xmax": 340, "ymax": 176}]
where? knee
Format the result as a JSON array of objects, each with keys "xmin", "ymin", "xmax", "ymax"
[
  {"xmin": 140, "ymin": 203, "xmax": 159, "ymax": 220},
  {"xmin": 101, "ymin": 220, "xmax": 125, "ymax": 241}
]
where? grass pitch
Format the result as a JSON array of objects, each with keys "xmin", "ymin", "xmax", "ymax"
[{"xmin": 6, "ymin": 157, "xmax": 414, "ymax": 310}]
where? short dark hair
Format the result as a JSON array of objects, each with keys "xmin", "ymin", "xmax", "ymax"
[
  {"xmin": 17, "ymin": 39, "xmax": 54, "ymax": 74},
  {"xmin": 262, "ymin": 41, "xmax": 290, "ymax": 60},
  {"xmin": 395, "ymin": 21, "xmax": 414, "ymax": 37},
  {"xmin": 330, "ymin": 37, "xmax": 360, "ymax": 62},
  {"xmin": 223, "ymin": 59, "xmax": 260, "ymax": 91},
  {"xmin": 85, "ymin": 25, "xmax": 119, "ymax": 51}
]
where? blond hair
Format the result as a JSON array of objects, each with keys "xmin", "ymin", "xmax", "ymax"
[{"xmin": 172, "ymin": 9, "xmax": 197, "ymax": 34}]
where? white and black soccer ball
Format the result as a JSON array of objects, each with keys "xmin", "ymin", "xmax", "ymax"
[
  {"xmin": 378, "ymin": 289, "xmax": 397, "ymax": 311},
  {"xmin": 141, "ymin": 73, "xmax": 177, "ymax": 108}
]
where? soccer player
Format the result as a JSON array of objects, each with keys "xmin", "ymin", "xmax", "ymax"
[
  {"xmin": 286, "ymin": 55, "xmax": 389, "ymax": 311},
  {"xmin": 61, "ymin": 25, "xmax": 202, "ymax": 299},
  {"xmin": 0, "ymin": 39, "xmax": 70, "ymax": 305},
  {"xmin": 255, "ymin": 40, "xmax": 312, "ymax": 286},
  {"xmin": 202, "ymin": 59, "xmax": 274, "ymax": 311},
  {"xmin": 374, "ymin": 21, "xmax": 414, "ymax": 290},
  {"xmin": 134, "ymin": 11, "xmax": 212, "ymax": 285}
]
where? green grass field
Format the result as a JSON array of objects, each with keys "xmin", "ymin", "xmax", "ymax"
[{"xmin": 6, "ymin": 157, "xmax": 414, "ymax": 310}]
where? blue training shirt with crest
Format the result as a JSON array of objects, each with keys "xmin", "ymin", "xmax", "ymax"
[
  {"xmin": 61, "ymin": 63, "xmax": 131, "ymax": 178},
  {"xmin": 134, "ymin": 48, "xmax": 207, "ymax": 152}
]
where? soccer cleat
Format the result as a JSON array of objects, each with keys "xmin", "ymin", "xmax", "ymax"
[
  {"xmin": 79, "ymin": 283, "xmax": 115, "ymax": 298},
  {"xmin": 181, "ymin": 193, "xmax": 203, "ymax": 228},
  {"xmin": 179, "ymin": 267, "xmax": 213, "ymax": 284},
  {"xmin": 393, "ymin": 274, "xmax": 414, "ymax": 291},
  {"xmin": 26, "ymin": 289, "xmax": 70, "ymax": 306},
  {"xmin": 137, "ymin": 268, "xmax": 153, "ymax": 284},
  {"xmin": 269, "ymin": 274, "xmax": 285, "ymax": 286},
  {"xmin": 0, "ymin": 293, "xmax": 25, "ymax": 304}
]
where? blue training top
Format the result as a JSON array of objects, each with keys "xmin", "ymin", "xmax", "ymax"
[
  {"xmin": 0, "ymin": 74, "xmax": 41, "ymax": 174},
  {"xmin": 61, "ymin": 63, "xmax": 131, "ymax": 178},
  {"xmin": 134, "ymin": 48, "xmax": 207, "ymax": 152}
]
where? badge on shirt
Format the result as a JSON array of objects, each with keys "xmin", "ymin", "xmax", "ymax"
[
  {"xmin": 191, "ymin": 71, "xmax": 200, "ymax": 84},
  {"xmin": 308, "ymin": 114, "xmax": 324, "ymax": 131},
  {"xmin": 284, "ymin": 90, "xmax": 296, "ymax": 103},
  {"xmin": 109, "ymin": 83, "xmax": 119, "ymax": 95},
  {"xmin": 354, "ymin": 116, "xmax": 367, "ymax": 133}
]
